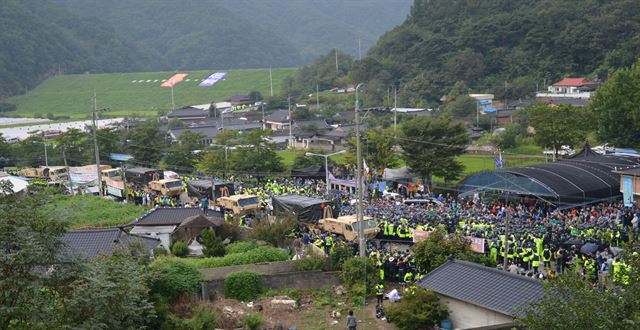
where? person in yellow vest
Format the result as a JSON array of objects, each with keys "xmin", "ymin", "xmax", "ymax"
[{"xmin": 375, "ymin": 283, "xmax": 384, "ymax": 306}]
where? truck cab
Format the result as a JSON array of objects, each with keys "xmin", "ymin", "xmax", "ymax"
[
  {"xmin": 101, "ymin": 168, "xmax": 121, "ymax": 180},
  {"xmin": 216, "ymin": 194, "xmax": 259, "ymax": 217},
  {"xmin": 319, "ymin": 215, "xmax": 379, "ymax": 241},
  {"xmin": 148, "ymin": 178, "xmax": 183, "ymax": 196}
]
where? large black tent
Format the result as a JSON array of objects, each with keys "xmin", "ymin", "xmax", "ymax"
[
  {"xmin": 458, "ymin": 147, "xmax": 640, "ymax": 207},
  {"xmin": 291, "ymin": 165, "xmax": 325, "ymax": 179},
  {"xmin": 186, "ymin": 180, "xmax": 234, "ymax": 199},
  {"xmin": 272, "ymin": 194, "xmax": 333, "ymax": 223}
]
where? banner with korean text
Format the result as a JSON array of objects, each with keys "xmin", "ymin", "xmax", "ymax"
[
  {"xmin": 199, "ymin": 72, "xmax": 227, "ymax": 87},
  {"xmin": 161, "ymin": 73, "xmax": 189, "ymax": 87}
]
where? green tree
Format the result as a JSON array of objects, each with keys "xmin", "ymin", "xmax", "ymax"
[
  {"xmin": 341, "ymin": 257, "xmax": 378, "ymax": 295},
  {"xmin": 63, "ymin": 248, "xmax": 157, "ymax": 329},
  {"xmin": 200, "ymin": 229, "xmax": 225, "ymax": 257},
  {"xmin": 291, "ymin": 151, "xmax": 325, "ymax": 170},
  {"xmin": 228, "ymin": 130, "xmax": 284, "ymax": 176},
  {"xmin": 493, "ymin": 124, "xmax": 523, "ymax": 150},
  {"xmin": 149, "ymin": 258, "xmax": 203, "ymax": 301},
  {"xmin": 128, "ymin": 121, "xmax": 168, "ymax": 166},
  {"xmin": 0, "ymin": 192, "xmax": 72, "ymax": 328},
  {"xmin": 53, "ymin": 128, "xmax": 88, "ymax": 165},
  {"xmin": 517, "ymin": 249, "xmax": 640, "ymax": 329},
  {"xmin": 164, "ymin": 130, "xmax": 206, "ymax": 173},
  {"xmin": 528, "ymin": 104, "xmax": 593, "ymax": 157},
  {"xmin": 411, "ymin": 231, "xmax": 493, "ymax": 273},
  {"xmin": 348, "ymin": 128, "xmax": 400, "ymax": 170},
  {"xmin": 590, "ymin": 58, "xmax": 640, "ymax": 147},
  {"xmin": 385, "ymin": 287, "xmax": 449, "ymax": 330},
  {"xmin": 398, "ymin": 116, "xmax": 469, "ymax": 184}
]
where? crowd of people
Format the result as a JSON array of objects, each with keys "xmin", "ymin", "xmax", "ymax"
[{"xmin": 115, "ymin": 170, "xmax": 637, "ymax": 288}]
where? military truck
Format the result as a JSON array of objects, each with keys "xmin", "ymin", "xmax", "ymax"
[
  {"xmin": 216, "ymin": 194, "xmax": 259, "ymax": 217},
  {"xmin": 148, "ymin": 178, "xmax": 184, "ymax": 197},
  {"xmin": 19, "ymin": 166, "xmax": 68, "ymax": 181},
  {"xmin": 319, "ymin": 215, "xmax": 379, "ymax": 242}
]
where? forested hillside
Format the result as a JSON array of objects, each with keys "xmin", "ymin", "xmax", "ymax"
[
  {"xmin": 54, "ymin": 0, "xmax": 412, "ymax": 69},
  {"xmin": 351, "ymin": 0, "xmax": 640, "ymax": 106},
  {"xmin": 0, "ymin": 0, "xmax": 154, "ymax": 98}
]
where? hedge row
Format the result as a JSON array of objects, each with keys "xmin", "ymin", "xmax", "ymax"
[
  {"xmin": 160, "ymin": 246, "xmax": 289, "ymax": 270},
  {"xmin": 224, "ymin": 241, "xmax": 259, "ymax": 255}
]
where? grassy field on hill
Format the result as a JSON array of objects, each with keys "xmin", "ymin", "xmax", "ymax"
[{"xmin": 4, "ymin": 68, "xmax": 297, "ymax": 119}]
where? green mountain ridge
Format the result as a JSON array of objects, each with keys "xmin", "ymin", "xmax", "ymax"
[
  {"xmin": 0, "ymin": 0, "xmax": 155, "ymax": 98},
  {"xmin": 352, "ymin": 0, "xmax": 640, "ymax": 106}
]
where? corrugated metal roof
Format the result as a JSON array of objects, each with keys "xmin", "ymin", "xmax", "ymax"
[{"xmin": 417, "ymin": 259, "xmax": 543, "ymax": 317}]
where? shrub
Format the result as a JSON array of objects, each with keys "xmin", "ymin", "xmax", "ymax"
[
  {"xmin": 385, "ymin": 287, "xmax": 449, "ymax": 330},
  {"xmin": 341, "ymin": 257, "xmax": 378, "ymax": 295},
  {"xmin": 330, "ymin": 241, "xmax": 354, "ymax": 270},
  {"xmin": 201, "ymin": 229, "xmax": 225, "ymax": 257},
  {"xmin": 224, "ymin": 271, "xmax": 262, "ymax": 301},
  {"xmin": 171, "ymin": 241, "xmax": 189, "ymax": 257},
  {"xmin": 224, "ymin": 241, "xmax": 259, "ymax": 255},
  {"xmin": 249, "ymin": 215, "xmax": 297, "ymax": 246},
  {"xmin": 153, "ymin": 246, "xmax": 168, "ymax": 257},
  {"xmin": 244, "ymin": 313, "xmax": 263, "ymax": 330},
  {"xmin": 150, "ymin": 258, "xmax": 203, "ymax": 301},
  {"xmin": 292, "ymin": 254, "xmax": 326, "ymax": 271},
  {"xmin": 186, "ymin": 305, "xmax": 219, "ymax": 330},
  {"xmin": 348, "ymin": 283, "xmax": 367, "ymax": 306},
  {"xmin": 219, "ymin": 221, "xmax": 240, "ymax": 241},
  {"xmin": 183, "ymin": 246, "xmax": 289, "ymax": 269}
]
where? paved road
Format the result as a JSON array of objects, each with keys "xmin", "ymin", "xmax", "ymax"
[{"xmin": 0, "ymin": 118, "xmax": 124, "ymax": 140}]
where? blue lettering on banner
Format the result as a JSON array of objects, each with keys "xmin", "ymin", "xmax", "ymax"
[{"xmin": 199, "ymin": 72, "xmax": 227, "ymax": 87}]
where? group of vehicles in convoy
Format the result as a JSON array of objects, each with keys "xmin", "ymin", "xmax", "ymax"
[{"xmin": 13, "ymin": 164, "xmax": 381, "ymax": 242}]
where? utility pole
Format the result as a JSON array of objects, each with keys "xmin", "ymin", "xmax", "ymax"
[
  {"xmin": 92, "ymin": 91, "xmax": 104, "ymax": 196},
  {"xmin": 358, "ymin": 37, "xmax": 362, "ymax": 60},
  {"xmin": 170, "ymin": 86, "xmax": 176, "ymax": 111},
  {"xmin": 269, "ymin": 66, "xmax": 274, "ymax": 97},
  {"xmin": 316, "ymin": 84, "xmax": 320, "ymax": 110},
  {"xmin": 355, "ymin": 83, "xmax": 366, "ymax": 257},
  {"xmin": 63, "ymin": 148, "xmax": 74, "ymax": 196},
  {"xmin": 335, "ymin": 49, "xmax": 339, "ymax": 72},
  {"xmin": 393, "ymin": 86, "xmax": 398, "ymax": 133},
  {"xmin": 288, "ymin": 95, "xmax": 293, "ymax": 149},
  {"xmin": 44, "ymin": 142, "xmax": 48, "ymax": 167},
  {"xmin": 261, "ymin": 104, "xmax": 266, "ymax": 130}
]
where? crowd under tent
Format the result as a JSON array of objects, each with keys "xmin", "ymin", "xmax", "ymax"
[{"xmin": 457, "ymin": 146, "xmax": 640, "ymax": 208}]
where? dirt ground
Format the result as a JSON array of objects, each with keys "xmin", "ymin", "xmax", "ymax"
[{"xmin": 209, "ymin": 287, "xmax": 398, "ymax": 330}]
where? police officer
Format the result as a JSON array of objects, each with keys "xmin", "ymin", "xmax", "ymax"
[{"xmin": 375, "ymin": 282, "xmax": 384, "ymax": 305}]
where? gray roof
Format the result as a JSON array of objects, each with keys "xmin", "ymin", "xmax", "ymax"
[
  {"xmin": 130, "ymin": 207, "xmax": 223, "ymax": 226},
  {"xmin": 417, "ymin": 259, "xmax": 544, "ymax": 317},
  {"xmin": 167, "ymin": 107, "xmax": 207, "ymax": 118},
  {"xmin": 294, "ymin": 119, "xmax": 331, "ymax": 130},
  {"xmin": 265, "ymin": 110, "xmax": 290, "ymax": 123},
  {"xmin": 169, "ymin": 123, "xmax": 261, "ymax": 140},
  {"xmin": 62, "ymin": 228, "xmax": 160, "ymax": 260}
]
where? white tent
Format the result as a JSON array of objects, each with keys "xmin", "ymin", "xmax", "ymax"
[{"xmin": 0, "ymin": 175, "xmax": 29, "ymax": 195}]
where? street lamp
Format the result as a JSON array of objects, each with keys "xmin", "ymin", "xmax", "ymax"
[
  {"xmin": 305, "ymin": 150, "xmax": 346, "ymax": 196},
  {"xmin": 354, "ymin": 82, "xmax": 366, "ymax": 258}
]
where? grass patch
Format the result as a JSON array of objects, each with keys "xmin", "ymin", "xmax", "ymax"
[
  {"xmin": 277, "ymin": 149, "xmax": 348, "ymax": 168},
  {"xmin": 4, "ymin": 68, "xmax": 297, "ymax": 119},
  {"xmin": 40, "ymin": 194, "xmax": 148, "ymax": 229}
]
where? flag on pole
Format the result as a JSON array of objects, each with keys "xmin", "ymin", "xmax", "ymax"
[{"xmin": 494, "ymin": 156, "xmax": 504, "ymax": 168}]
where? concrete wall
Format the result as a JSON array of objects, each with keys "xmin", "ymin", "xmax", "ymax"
[
  {"xmin": 437, "ymin": 295, "xmax": 514, "ymax": 330},
  {"xmin": 203, "ymin": 270, "xmax": 341, "ymax": 300},
  {"xmin": 201, "ymin": 260, "xmax": 295, "ymax": 281}
]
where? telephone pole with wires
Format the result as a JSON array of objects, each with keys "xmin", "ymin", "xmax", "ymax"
[{"xmin": 91, "ymin": 91, "xmax": 109, "ymax": 196}]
